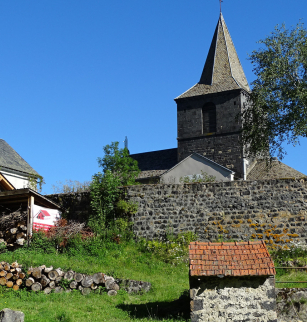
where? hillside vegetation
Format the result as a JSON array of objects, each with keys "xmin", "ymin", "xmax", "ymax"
[
  {"xmin": 1, "ymin": 230, "xmax": 307, "ymax": 321},
  {"xmin": 0, "ymin": 231, "xmax": 194, "ymax": 322}
]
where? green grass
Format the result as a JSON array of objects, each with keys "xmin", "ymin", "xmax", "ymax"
[
  {"xmin": 275, "ymin": 270, "xmax": 307, "ymax": 288},
  {"xmin": 1, "ymin": 235, "xmax": 307, "ymax": 321},
  {"xmin": 0, "ymin": 239, "xmax": 190, "ymax": 322}
]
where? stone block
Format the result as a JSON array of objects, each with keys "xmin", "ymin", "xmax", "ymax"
[{"xmin": 0, "ymin": 309, "xmax": 25, "ymax": 322}]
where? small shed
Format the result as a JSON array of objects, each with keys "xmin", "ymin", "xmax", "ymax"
[
  {"xmin": 189, "ymin": 241, "xmax": 277, "ymax": 322},
  {"xmin": 0, "ymin": 189, "xmax": 61, "ymax": 244}
]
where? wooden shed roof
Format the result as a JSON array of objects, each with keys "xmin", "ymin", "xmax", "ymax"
[{"xmin": 0, "ymin": 189, "xmax": 61, "ymax": 210}]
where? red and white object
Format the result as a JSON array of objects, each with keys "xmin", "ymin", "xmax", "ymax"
[{"xmin": 32, "ymin": 205, "xmax": 61, "ymax": 231}]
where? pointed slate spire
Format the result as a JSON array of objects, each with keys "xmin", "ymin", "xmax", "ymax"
[{"xmin": 176, "ymin": 14, "xmax": 250, "ymax": 99}]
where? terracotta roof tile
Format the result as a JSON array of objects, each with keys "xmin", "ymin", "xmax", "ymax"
[{"xmin": 189, "ymin": 241, "xmax": 275, "ymax": 277}]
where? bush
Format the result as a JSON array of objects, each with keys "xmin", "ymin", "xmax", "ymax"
[
  {"xmin": 29, "ymin": 231, "xmax": 57, "ymax": 254},
  {"xmin": 140, "ymin": 231, "xmax": 198, "ymax": 265}
]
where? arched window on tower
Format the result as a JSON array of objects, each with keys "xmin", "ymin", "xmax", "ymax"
[{"xmin": 202, "ymin": 103, "xmax": 216, "ymax": 134}]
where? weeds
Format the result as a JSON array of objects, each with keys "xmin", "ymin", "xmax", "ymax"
[{"xmin": 139, "ymin": 232, "xmax": 198, "ymax": 265}]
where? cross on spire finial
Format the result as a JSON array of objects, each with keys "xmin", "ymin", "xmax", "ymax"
[{"xmin": 219, "ymin": 0, "xmax": 223, "ymax": 13}]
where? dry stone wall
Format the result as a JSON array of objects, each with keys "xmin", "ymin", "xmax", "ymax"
[
  {"xmin": 123, "ymin": 179, "xmax": 307, "ymax": 247},
  {"xmin": 46, "ymin": 192, "xmax": 91, "ymax": 222},
  {"xmin": 189, "ymin": 276, "xmax": 277, "ymax": 322},
  {"xmin": 46, "ymin": 179, "xmax": 307, "ymax": 247}
]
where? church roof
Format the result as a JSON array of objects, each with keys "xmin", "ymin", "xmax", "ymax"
[
  {"xmin": 130, "ymin": 148, "xmax": 177, "ymax": 179},
  {"xmin": 0, "ymin": 139, "xmax": 39, "ymax": 176},
  {"xmin": 176, "ymin": 13, "xmax": 250, "ymax": 100},
  {"xmin": 247, "ymin": 159, "xmax": 306, "ymax": 181}
]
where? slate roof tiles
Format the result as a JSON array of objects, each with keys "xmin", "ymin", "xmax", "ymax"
[
  {"xmin": 176, "ymin": 13, "xmax": 250, "ymax": 100},
  {"xmin": 189, "ymin": 241, "xmax": 276, "ymax": 277},
  {"xmin": 0, "ymin": 139, "xmax": 39, "ymax": 176}
]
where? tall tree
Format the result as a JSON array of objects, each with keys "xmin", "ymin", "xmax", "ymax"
[
  {"xmin": 89, "ymin": 142, "xmax": 140, "ymax": 230},
  {"xmin": 242, "ymin": 22, "xmax": 307, "ymax": 160}
]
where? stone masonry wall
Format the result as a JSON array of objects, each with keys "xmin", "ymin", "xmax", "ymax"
[
  {"xmin": 176, "ymin": 89, "xmax": 246, "ymax": 177},
  {"xmin": 46, "ymin": 192, "xmax": 91, "ymax": 222},
  {"xmin": 45, "ymin": 179, "xmax": 307, "ymax": 248},
  {"xmin": 189, "ymin": 276, "xmax": 277, "ymax": 322},
  {"xmin": 124, "ymin": 178, "xmax": 307, "ymax": 248},
  {"xmin": 178, "ymin": 133, "xmax": 243, "ymax": 178}
]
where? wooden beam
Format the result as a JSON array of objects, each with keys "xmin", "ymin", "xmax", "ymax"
[
  {"xmin": 27, "ymin": 196, "xmax": 30, "ymax": 246},
  {"xmin": 0, "ymin": 173, "xmax": 15, "ymax": 191},
  {"xmin": 0, "ymin": 189, "xmax": 61, "ymax": 210},
  {"xmin": 27, "ymin": 195, "xmax": 34, "ymax": 246}
]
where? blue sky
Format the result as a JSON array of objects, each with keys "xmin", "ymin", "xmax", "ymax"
[{"xmin": 1, "ymin": 0, "xmax": 306, "ymax": 194}]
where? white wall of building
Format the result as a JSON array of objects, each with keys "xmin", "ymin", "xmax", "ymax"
[
  {"xmin": 161, "ymin": 154, "xmax": 234, "ymax": 184},
  {"xmin": 1, "ymin": 169, "xmax": 36, "ymax": 190}
]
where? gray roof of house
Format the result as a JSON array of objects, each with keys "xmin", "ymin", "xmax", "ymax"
[
  {"xmin": 247, "ymin": 159, "xmax": 306, "ymax": 180},
  {"xmin": 0, "ymin": 139, "xmax": 39, "ymax": 176},
  {"xmin": 130, "ymin": 148, "xmax": 178, "ymax": 179},
  {"xmin": 176, "ymin": 13, "xmax": 250, "ymax": 100}
]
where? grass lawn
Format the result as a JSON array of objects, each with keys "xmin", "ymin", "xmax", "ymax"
[
  {"xmin": 0, "ymin": 241, "xmax": 191, "ymax": 322},
  {"xmin": 0, "ymin": 237, "xmax": 307, "ymax": 321}
]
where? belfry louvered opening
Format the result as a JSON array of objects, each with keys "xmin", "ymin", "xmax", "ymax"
[{"xmin": 202, "ymin": 103, "xmax": 216, "ymax": 133}]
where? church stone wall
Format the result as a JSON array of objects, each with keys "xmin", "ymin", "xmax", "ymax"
[
  {"xmin": 176, "ymin": 89, "xmax": 245, "ymax": 177},
  {"xmin": 178, "ymin": 133, "xmax": 242, "ymax": 178},
  {"xmin": 124, "ymin": 178, "xmax": 307, "ymax": 247}
]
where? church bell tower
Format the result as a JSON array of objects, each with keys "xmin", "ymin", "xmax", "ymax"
[{"xmin": 175, "ymin": 13, "xmax": 250, "ymax": 178}]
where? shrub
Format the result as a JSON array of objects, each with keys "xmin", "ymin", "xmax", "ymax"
[{"xmin": 140, "ymin": 231, "xmax": 198, "ymax": 265}]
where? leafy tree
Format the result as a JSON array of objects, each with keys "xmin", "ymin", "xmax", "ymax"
[
  {"xmin": 97, "ymin": 141, "xmax": 140, "ymax": 186},
  {"xmin": 242, "ymin": 22, "xmax": 307, "ymax": 160},
  {"xmin": 89, "ymin": 142, "xmax": 140, "ymax": 231}
]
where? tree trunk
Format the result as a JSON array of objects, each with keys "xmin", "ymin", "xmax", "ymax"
[
  {"xmin": 49, "ymin": 281, "xmax": 56, "ymax": 289},
  {"xmin": 31, "ymin": 282, "xmax": 42, "ymax": 292},
  {"xmin": 105, "ymin": 277, "xmax": 115, "ymax": 289},
  {"xmin": 6, "ymin": 273, "xmax": 13, "ymax": 280},
  {"xmin": 55, "ymin": 276, "xmax": 63, "ymax": 284},
  {"xmin": 0, "ymin": 270, "xmax": 7, "ymax": 277},
  {"xmin": 48, "ymin": 270, "xmax": 59, "ymax": 280},
  {"xmin": 3, "ymin": 264, "xmax": 10, "ymax": 271},
  {"xmin": 44, "ymin": 266, "xmax": 53, "ymax": 274},
  {"xmin": 26, "ymin": 277, "xmax": 35, "ymax": 287},
  {"xmin": 74, "ymin": 273, "xmax": 83, "ymax": 283},
  {"xmin": 54, "ymin": 286, "xmax": 63, "ymax": 293},
  {"xmin": 16, "ymin": 279, "xmax": 23, "ymax": 286},
  {"xmin": 64, "ymin": 271, "xmax": 74, "ymax": 281},
  {"xmin": 19, "ymin": 272, "xmax": 26, "ymax": 279},
  {"xmin": 32, "ymin": 267, "xmax": 42, "ymax": 279},
  {"xmin": 27, "ymin": 267, "xmax": 34, "ymax": 275},
  {"xmin": 40, "ymin": 275, "xmax": 50, "ymax": 287},
  {"xmin": 0, "ymin": 277, "xmax": 7, "ymax": 286},
  {"xmin": 55, "ymin": 268, "xmax": 64, "ymax": 277},
  {"xmin": 11, "ymin": 262, "xmax": 19, "ymax": 268},
  {"xmin": 93, "ymin": 273, "xmax": 105, "ymax": 284},
  {"xmin": 69, "ymin": 281, "xmax": 78, "ymax": 289},
  {"xmin": 44, "ymin": 287, "xmax": 52, "ymax": 294},
  {"xmin": 12, "ymin": 284, "xmax": 19, "ymax": 291},
  {"xmin": 81, "ymin": 275, "xmax": 93, "ymax": 288},
  {"xmin": 6, "ymin": 281, "xmax": 13, "ymax": 288}
]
